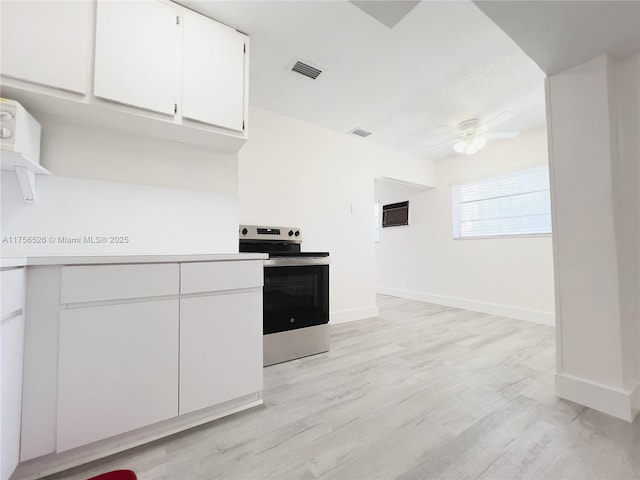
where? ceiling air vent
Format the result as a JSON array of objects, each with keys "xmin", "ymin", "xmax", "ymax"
[
  {"xmin": 351, "ymin": 128, "xmax": 372, "ymax": 138},
  {"xmin": 290, "ymin": 60, "xmax": 323, "ymax": 80}
]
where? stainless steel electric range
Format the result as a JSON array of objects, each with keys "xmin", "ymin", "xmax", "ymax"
[{"xmin": 239, "ymin": 225, "xmax": 330, "ymax": 366}]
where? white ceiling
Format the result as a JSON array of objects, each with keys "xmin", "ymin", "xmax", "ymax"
[
  {"xmin": 474, "ymin": 0, "xmax": 640, "ymax": 76},
  {"xmin": 179, "ymin": 0, "xmax": 547, "ymax": 160}
]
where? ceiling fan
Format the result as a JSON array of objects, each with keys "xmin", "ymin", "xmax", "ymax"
[{"xmin": 426, "ymin": 112, "xmax": 520, "ymax": 155}]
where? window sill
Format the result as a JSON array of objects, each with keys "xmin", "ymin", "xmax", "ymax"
[{"xmin": 453, "ymin": 233, "xmax": 552, "ymax": 240}]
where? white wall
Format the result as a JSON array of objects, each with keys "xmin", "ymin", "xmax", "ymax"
[
  {"xmin": 1, "ymin": 116, "xmax": 240, "ymax": 256},
  {"xmin": 376, "ymin": 128, "xmax": 555, "ymax": 325},
  {"xmin": 548, "ymin": 54, "xmax": 639, "ymax": 421},
  {"xmin": 0, "ymin": 174, "xmax": 238, "ymax": 255},
  {"xmin": 38, "ymin": 120, "xmax": 238, "ymax": 194},
  {"xmin": 239, "ymin": 106, "xmax": 437, "ymax": 323}
]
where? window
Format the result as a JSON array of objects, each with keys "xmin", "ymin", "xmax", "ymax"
[{"xmin": 452, "ymin": 165, "xmax": 551, "ymax": 239}]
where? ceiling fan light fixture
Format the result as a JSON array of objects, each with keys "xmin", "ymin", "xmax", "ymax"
[
  {"xmin": 464, "ymin": 144, "xmax": 478, "ymax": 155},
  {"xmin": 472, "ymin": 135, "xmax": 486, "ymax": 149},
  {"xmin": 455, "ymin": 137, "xmax": 482, "ymax": 155},
  {"xmin": 425, "ymin": 113, "xmax": 519, "ymax": 156},
  {"xmin": 454, "ymin": 141, "xmax": 466, "ymax": 153}
]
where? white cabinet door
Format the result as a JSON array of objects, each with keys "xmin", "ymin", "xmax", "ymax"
[
  {"xmin": 94, "ymin": 1, "xmax": 177, "ymax": 115},
  {"xmin": 179, "ymin": 291, "xmax": 262, "ymax": 415},
  {"xmin": 0, "ymin": 313, "xmax": 25, "ymax": 480},
  {"xmin": 0, "ymin": 267, "xmax": 25, "ymax": 480},
  {"xmin": 181, "ymin": 9, "xmax": 246, "ymax": 131},
  {"xmin": 57, "ymin": 300, "xmax": 179, "ymax": 452},
  {"xmin": 0, "ymin": 1, "xmax": 92, "ymax": 93}
]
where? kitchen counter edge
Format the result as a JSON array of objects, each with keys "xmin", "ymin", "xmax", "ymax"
[{"xmin": 1, "ymin": 253, "xmax": 267, "ymax": 268}]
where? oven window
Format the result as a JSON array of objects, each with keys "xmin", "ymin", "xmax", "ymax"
[
  {"xmin": 266, "ymin": 275, "xmax": 318, "ymax": 309},
  {"xmin": 263, "ymin": 265, "xmax": 329, "ymax": 334}
]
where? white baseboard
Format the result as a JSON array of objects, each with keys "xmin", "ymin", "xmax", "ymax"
[
  {"xmin": 330, "ymin": 305, "xmax": 379, "ymax": 325},
  {"xmin": 555, "ymin": 373, "xmax": 639, "ymax": 422},
  {"xmin": 376, "ymin": 286, "xmax": 555, "ymax": 326}
]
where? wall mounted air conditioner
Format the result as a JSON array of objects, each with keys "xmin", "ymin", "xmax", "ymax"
[{"xmin": 382, "ymin": 201, "xmax": 409, "ymax": 227}]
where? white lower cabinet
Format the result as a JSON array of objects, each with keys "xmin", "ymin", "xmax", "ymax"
[
  {"xmin": 1, "ymin": 267, "xmax": 25, "ymax": 480},
  {"xmin": 1, "ymin": 312, "xmax": 25, "ymax": 480},
  {"xmin": 19, "ymin": 259, "xmax": 263, "ymax": 473},
  {"xmin": 179, "ymin": 291, "xmax": 263, "ymax": 414},
  {"xmin": 56, "ymin": 300, "xmax": 179, "ymax": 452}
]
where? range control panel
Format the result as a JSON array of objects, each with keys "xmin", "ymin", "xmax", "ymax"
[{"xmin": 239, "ymin": 225, "xmax": 302, "ymax": 242}]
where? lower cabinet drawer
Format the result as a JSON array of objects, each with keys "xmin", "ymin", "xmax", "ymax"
[
  {"xmin": 60, "ymin": 264, "xmax": 179, "ymax": 304},
  {"xmin": 180, "ymin": 260, "xmax": 263, "ymax": 294},
  {"xmin": 56, "ymin": 300, "xmax": 179, "ymax": 451}
]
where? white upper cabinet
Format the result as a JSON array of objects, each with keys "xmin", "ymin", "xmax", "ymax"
[
  {"xmin": 94, "ymin": 1, "xmax": 178, "ymax": 115},
  {"xmin": 1, "ymin": 0, "xmax": 249, "ymax": 151},
  {"xmin": 0, "ymin": 1, "xmax": 92, "ymax": 94},
  {"xmin": 181, "ymin": 10, "xmax": 246, "ymax": 132}
]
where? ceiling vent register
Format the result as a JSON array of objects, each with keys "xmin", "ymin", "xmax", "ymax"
[
  {"xmin": 351, "ymin": 128, "xmax": 372, "ymax": 137},
  {"xmin": 291, "ymin": 61, "xmax": 323, "ymax": 80}
]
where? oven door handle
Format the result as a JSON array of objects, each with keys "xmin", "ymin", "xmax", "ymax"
[{"xmin": 264, "ymin": 257, "xmax": 331, "ymax": 267}]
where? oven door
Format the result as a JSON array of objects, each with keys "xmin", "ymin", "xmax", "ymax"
[{"xmin": 263, "ymin": 261, "xmax": 329, "ymax": 335}]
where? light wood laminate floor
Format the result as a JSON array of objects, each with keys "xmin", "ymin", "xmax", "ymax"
[{"xmin": 45, "ymin": 295, "xmax": 639, "ymax": 480}]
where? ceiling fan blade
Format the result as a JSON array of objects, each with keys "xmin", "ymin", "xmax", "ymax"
[
  {"xmin": 485, "ymin": 131, "xmax": 520, "ymax": 139},
  {"xmin": 483, "ymin": 112, "xmax": 514, "ymax": 131},
  {"xmin": 424, "ymin": 138, "xmax": 459, "ymax": 150}
]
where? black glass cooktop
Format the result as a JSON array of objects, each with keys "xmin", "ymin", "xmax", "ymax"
[{"xmin": 268, "ymin": 252, "xmax": 329, "ymax": 258}]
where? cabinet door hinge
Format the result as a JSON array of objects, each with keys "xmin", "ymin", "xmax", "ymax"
[
  {"xmin": 174, "ymin": 103, "xmax": 178, "ymax": 114},
  {"xmin": 242, "ymin": 120, "xmax": 245, "ymax": 131},
  {"xmin": 176, "ymin": 15, "xmax": 180, "ymax": 25},
  {"xmin": 243, "ymin": 43, "xmax": 246, "ymax": 54}
]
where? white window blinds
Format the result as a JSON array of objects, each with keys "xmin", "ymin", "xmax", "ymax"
[{"xmin": 452, "ymin": 165, "xmax": 551, "ymax": 238}]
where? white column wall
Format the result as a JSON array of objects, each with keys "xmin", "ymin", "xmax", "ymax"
[
  {"xmin": 610, "ymin": 54, "xmax": 640, "ymax": 396},
  {"xmin": 547, "ymin": 54, "xmax": 639, "ymax": 421}
]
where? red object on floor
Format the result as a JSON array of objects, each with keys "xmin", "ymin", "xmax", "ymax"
[{"xmin": 87, "ymin": 470, "xmax": 137, "ymax": 480}]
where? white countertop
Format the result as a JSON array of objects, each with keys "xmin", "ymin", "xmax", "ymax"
[
  {"xmin": 0, "ymin": 253, "xmax": 267, "ymax": 268},
  {"xmin": 0, "ymin": 257, "xmax": 28, "ymax": 268}
]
